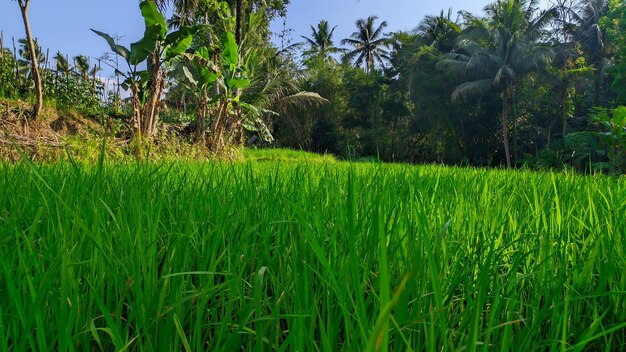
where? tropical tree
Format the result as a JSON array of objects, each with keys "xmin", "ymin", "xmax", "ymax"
[
  {"xmin": 15, "ymin": 0, "xmax": 42, "ymax": 118},
  {"xmin": 300, "ymin": 20, "xmax": 342, "ymax": 60},
  {"xmin": 605, "ymin": 0, "xmax": 626, "ymax": 104},
  {"xmin": 565, "ymin": 0, "xmax": 612, "ymax": 105},
  {"xmin": 17, "ymin": 38, "xmax": 44, "ymax": 68},
  {"xmin": 416, "ymin": 8, "xmax": 461, "ymax": 52},
  {"xmin": 93, "ymin": 0, "xmax": 194, "ymax": 139},
  {"xmin": 342, "ymin": 16, "xmax": 392, "ymax": 74},
  {"xmin": 73, "ymin": 55, "xmax": 90, "ymax": 81},
  {"xmin": 54, "ymin": 52, "xmax": 70, "ymax": 75},
  {"xmin": 243, "ymin": 54, "xmax": 329, "ymax": 144},
  {"xmin": 440, "ymin": 0, "xmax": 555, "ymax": 166}
]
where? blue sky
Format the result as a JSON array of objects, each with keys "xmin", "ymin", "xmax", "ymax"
[{"xmin": 0, "ymin": 0, "xmax": 552, "ymax": 77}]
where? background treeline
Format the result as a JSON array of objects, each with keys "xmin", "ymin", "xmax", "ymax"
[
  {"xmin": 1, "ymin": 0, "xmax": 625, "ymax": 172},
  {"xmin": 270, "ymin": 0, "xmax": 626, "ymax": 173}
]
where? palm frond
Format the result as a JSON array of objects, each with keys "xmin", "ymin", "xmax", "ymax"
[{"xmin": 451, "ymin": 79, "xmax": 494, "ymax": 101}]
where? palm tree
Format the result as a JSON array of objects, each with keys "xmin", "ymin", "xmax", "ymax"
[
  {"xmin": 341, "ymin": 16, "xmax": 392, "ymax": 74},
  {"xmin": 54, "ymin": 52, "xmax": 70, "ymax": 75},
  {"xmin": 300, "ymin": 20, "xmax": 342, "ymax": 60},
  {"xmin": 568, "ymin": 0, "xmax": 611, "ymax": 105},
  {"xmin": 17, "ymin": 38, "xmax": 45, "ymax": 74},
  {"xmin": 73, "ymin": 55, "xmax": 90, "ymax": 81},
  {"xmin": 416, "ymin": 8, "xmax": 461, "ymax": 52},
  {"xmin": 243, "ymin": 57, "xmax": 329, "ymax": 143},
  {"xmin": 440, "ymin": 0, "xmax": 555, "ymax": 167}
]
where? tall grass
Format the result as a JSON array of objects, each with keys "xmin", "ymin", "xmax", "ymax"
[{"xmin": 0, "ymin": 157, "xmax": 624, "ymax": 350}]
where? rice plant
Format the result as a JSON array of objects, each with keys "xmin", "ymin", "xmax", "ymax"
[{"xmin": 0, "ymin": 156, "xmax": 624, "ymax": 351}]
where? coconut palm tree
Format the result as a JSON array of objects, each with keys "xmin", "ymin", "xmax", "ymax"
[
  {"xmin": 300, "ymin": 20, "xmax": 342, "ymax": 60},
  {"xmin": 243, "ymin": 57, "xmax": 329, "ymax": 143},
  {"xmin": 73, "ymin": 55, "xmax": 90, "ymax": 81},
  {"xmin": 17, "ymin": 38, "xmax": 46, "ymax": 66},
  {"xmin": 17, "ymin": 38, "xmax": 44, "ymax": 75},
  {"xmin": 341, "ymin": 16, "xmax": 392, "ymax": 74},
  {"xmin": 54, "ymin": 52, "xmax": 70, "ymax": 75},
  {"xmin": 416, "ymin": 8, "xmax": 461, "ymax": 52},
  {"xmin": 439, "ymin": 0, "xmax": 555, "ymax": 167},
  {"xmin": 568, "ymin": 0, "xmax": 611, "ymax": 105}
]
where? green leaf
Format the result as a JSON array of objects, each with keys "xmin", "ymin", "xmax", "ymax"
[
  {"xmin": 129, "ymin": 25, "xmax": 161, "ymax": 65},
  {"xmin": 164, "ymin": 27, "xmax": 194, "ymax": 60},
  {"xmin": 136, "ymin": 70, "xmax": 150, "ymax": 82},
  {"xmin": 221, "ymin": 32, "xmax": 239, "ymax": 69},
  {"xmin": 613, "ymin": 106, "xmax": 626, "ymax": 128},
  {"xmin": 181, "ymin": 66, "xmax": 198, "ymax": 87},
  {"xmin": 91, "ymin": 29, "xmax": 130, "ymax": 62},
  {"xmin": 227, "ymin": 77, "xmax": 250, "ymax": 89},
  {"xmin": 200, "ymin": 72, "xmax": 219, "ymax": 86},
  {"xmin": 139, "ymin": 0, "xmax": 167, "ymax": 38},
  {"xmin": 195, "ymin": 47, "xmax": 210, "ymax": 60}
]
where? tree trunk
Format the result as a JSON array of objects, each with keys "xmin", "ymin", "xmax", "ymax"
[
  {"xmin": 502, "ymin": 89, "xmax": 512, "ymax": 168},
  {"xmin": 17, "ymin": 0, "xmax": 42, "ymax": 119},
  {"xmin": 131, "ymin": 83, "xmax": 142, "ymax": 138},
  {"xmin": 12, "ymin": 38, "xmax": 22, "ymax": 92},
  {"xmin": 235, "ymin": 0, "xmax": 244, "ymax": 46},
  {"xmin": 561, "ymin": 87, "xmax": 568, "ymax": 137},
  {"xmin": 512, "ymin": 86, "xmax": 518, "ymax": 164},
  {"xmin": 233, "ymin": 0, "xmax": 245, "ymax": 102},
  {"xmin": 210, "ymin": 100, "xmax": 227, "ymax": 153},
  {"xmin": 594, "ymin": 59, "xmax": 603, "ymax": 106},
  {"xmin": 196, "ymin": 92, "xmax": 208, "ymax": 142},
  {"xmin": 142, "ymin": 50, "xmax": 164, "ymax": 139}
]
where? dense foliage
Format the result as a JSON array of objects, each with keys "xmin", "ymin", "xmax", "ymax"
[
  {"xmin": 0, "ymin": 38, "xmax": 104, "ymax": 114},
  {"xmin": 270, "ymin": 0, "xmax": 626, "ymax": 173}
]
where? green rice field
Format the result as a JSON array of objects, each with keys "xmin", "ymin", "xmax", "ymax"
[{"xmin": 0, "ymin": 152, "xmax": 625, "ymax": 351}]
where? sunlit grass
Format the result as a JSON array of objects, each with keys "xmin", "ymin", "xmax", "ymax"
[
  {"xmin": 0, "ymin": 154, "xmax": 624, "ymax": 351},
  {"xmin": 243, "ymin": 147, "xmax": 337, "ymax": 163}
]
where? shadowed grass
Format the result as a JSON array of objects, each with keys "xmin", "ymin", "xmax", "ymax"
[{"xmin": 0, "ymin": 156, "xmax": 624, "ymax": 350}]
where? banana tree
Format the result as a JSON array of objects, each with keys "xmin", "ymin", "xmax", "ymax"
[
  {"xmin": 92, "ymin": 0, "xmax": 194, "ymax": 140},
  {"xmin": 179, "ymin": 46, "xmax": 219, "ymax": 142},
  {"xmin": 179, "ymin": 31, "xmax": 275, "ymax": 152},
  {"xmin": 594, "ymin": 106, "xmax": 626, "ymax": 174}
]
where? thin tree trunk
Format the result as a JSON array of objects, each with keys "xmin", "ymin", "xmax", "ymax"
[
  {"xmin": 502, "ymin": 89, "xmax": 512, "ymax": 168},
  {"xmin": 235, "ymin": 0, "xmax": 243, "ymax": 46},
  {"xmin": 547, "ymin": 124, "xmax": 552, "ymax": 150},
  {"xmin": 196, "ymin": 92, "xmax": 207, "ymax": 142},
  {"xmin": 181, "ymin": 91, "xmax": 186, "ymax": 115},
  {"xmin": 142, "ymin": 50, "xmax": 164, "ymax": 138},
  {"xmin": 131, "ymin": 83, "xmax": 142, "ymax": 138},
  {"xmin": 12, "ymin": 38, "xmax": 22, "ymax": 92},
  {"xmin": 151, "ymin": 69, "xmax": 166, "ymax": 134},
  {"xmin": 115, "ymin": 50, "xmax": 121, "ymax": 106},
  {"xmin": 92, "ymin": 60, "xmax": 97, "ymax": 89},
  {"xmin": 211, "ymin": 100, "xmax": 228, "ymax": 153},
  {"xmin": 233, "ymin": 0, "xmax": 245, "ymax": 103},
  {"xmin": 561, "ymin": 86, "xmax": 569, "ymax": 137},
  {"xmin": 44, "ymin": 48, "xmax": 49, "ymax": 79},
  {"xmin": 17, "ymin": 0, "xmax": 42, "ymax": 119},
  {"xmin": 594, "ymin": 59, "xmax": 603, "ymax": 106},
  {"xmin": 512, "ymin": 86, "xmax": 518, "ymax": 164}
]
